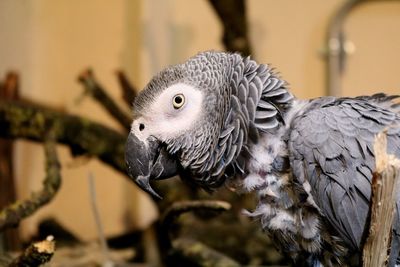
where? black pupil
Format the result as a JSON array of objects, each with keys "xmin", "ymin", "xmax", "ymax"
[
  {"xmin": 175, "ymin": 96, "xmax": 182, "ymax": 104},
  {"xmin": 139, "ymin": 123, "xmax": 145, "ymax": 131}
]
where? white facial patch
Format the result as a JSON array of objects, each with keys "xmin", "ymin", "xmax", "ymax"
[{"xmin": 131, "ymin": 83, "xmax": 203, "ymax": 142}]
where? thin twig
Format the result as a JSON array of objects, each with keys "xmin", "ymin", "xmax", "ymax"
[
  {"xmin": 88, "ymin": 172, "xmax": 114, "ymax": 267},
  {"xmin": 362, "ymin": 131, "xmax": 400, "ymax": 267},
  {"xmin": 0, "ymin": 132, "xmax": 61, "ymax": 232},
  {"xmin": 8, "ymin": 235, "xmax": 55, "ymax": 267},
  {"xmin": 78, "ymin": 69, "xmax": 131, "ymax": 131}
]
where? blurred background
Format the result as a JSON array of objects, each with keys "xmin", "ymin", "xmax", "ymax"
[{"xmin": 0, "ymin": 0, "xmax": 399, "ymax": 266}]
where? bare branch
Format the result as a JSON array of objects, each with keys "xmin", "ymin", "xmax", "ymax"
[
  {"xmin": 171, "ymin": 237, "xmax": 241, "ymax": 267},
  {"xmin": 116, "ymin": 70, "xmax": 138, "ymax": 107},
  {"xmin": 0, "ymin": 100, "xmax": 126, "ymax": 174},
  {"xmin": 0, "ymin": 71, "xmax": 20, "ymax": 249},
  {"xmin": 0, "ymin": 133, "xmax": 61, "ymax": 231},
  {"xmin": 160, "ymin": 200, "xmax": 231, "ymax": 249},
  {"xmin": 78, "ymin": 69, "xmax": 131, "ymax": 131},
  {"xmin": 161, "ymin": 200, "xmax": 231, "ymax": 229},
  {"xmin": 362, "ymin": 131, "xmax": 400, "ymax": 267},
  {"xmin": 208, "ymin": 0, "xmax": 252, "ymax": 56},
  {"xmin": 8, "ymin": 236, "xmax": 55, "ymax": 267},
  {"xmin": 0, "ymin": 71, "xmax": 19, "ymax": 99}
]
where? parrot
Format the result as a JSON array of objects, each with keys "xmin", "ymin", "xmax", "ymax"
[{"xmin": 124, "ymin": 51, "xmax": 400, "ymax": 266}]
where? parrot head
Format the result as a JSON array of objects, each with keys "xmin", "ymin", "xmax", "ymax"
[{"xmin": 125, "ymin": 51, "xmax": 293, "ymax": 198}]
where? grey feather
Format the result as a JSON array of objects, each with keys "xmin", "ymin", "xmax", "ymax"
[
  {"xmin": 220, "ymin": 125, "xmax": 235, "ymax": 138},
  {"xmin": 255, "ymin": 118, "xmax": 279, "ymax": 131},
  {"xmin": 258, "ymin": 99, "xmax": 276, "ymax": 109},
  {"xmin": 255, "ymin": 109, "xmax": 278, "ymax": 119},
  {"xmin": 289, "ymin": 98, "xmax": 400, "ymax": 252},
  {"xmin": 247, "ymin": 98, "xmax": 256, "ymax": 121}
]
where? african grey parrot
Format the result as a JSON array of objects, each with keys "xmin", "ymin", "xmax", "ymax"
[{"xmin": 125, "ymin": 51, "xmax": 400, "ymax": 266}]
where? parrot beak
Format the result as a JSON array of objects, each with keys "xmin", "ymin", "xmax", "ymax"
[{"xmin": 125, "ymin": 132, "xmax": 178, "ymax": 199}]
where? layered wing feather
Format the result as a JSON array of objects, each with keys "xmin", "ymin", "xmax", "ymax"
[{"xmin": 289, "ymin": 98, "xmax": 400, "ymax": 252}]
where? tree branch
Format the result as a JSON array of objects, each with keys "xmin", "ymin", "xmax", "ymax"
[
  {"xmin": 0, "ymin": 133, "xmax": 61, "ymax": 231},
  {"xmin": 8, "ymin": 236, "xmax": 55, "ymax": 267},
  {"xmin": 208, "ymin": 0, "xmax": 252, "ymax": 56},
  {"xmin": 0, "ymin": 71, "xmax": 20, "ymax": 249},
  {"xmin": 161, "ymin": 200, "xmax": 231, "ymax": 232},
  {"xmin": 0, "ymin": 71, "xmax": 19, "ymax": 99},
  {"xmin": 160, "ymin": 200, "xmax": 231, "ymax": 250},
  {"xmin": 0, "ymin": 99, "xmax": 126, "ymax": 174},
  {"xmin": 78, "ymin": 69, "xmax": 132, "ymax": 131},
  {"xmin": 170, "ymin": 237, "xmax": 241, "ymax": 267},
  {"xmin": 116, "ymin": 70, "xmax": 138, "ymax": 107},
  {"xmin": 363, "ymin": 131, "xmax": 400, "ymax": 267}
]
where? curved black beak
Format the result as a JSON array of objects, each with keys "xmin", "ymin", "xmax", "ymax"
[{"xmin": 125, "ymin": 132, "xmax": 178, "ymax": 199}]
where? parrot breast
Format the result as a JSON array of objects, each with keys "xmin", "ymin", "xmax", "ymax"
[{"xmin": 241, "ymin": 107, "xmax": 348, "ymax": 266}]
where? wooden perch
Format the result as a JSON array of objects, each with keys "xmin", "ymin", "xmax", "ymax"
[
  {"xmin": 0, "ymin": 134, "xmax": 61, "ymax": 231},
  {"xmin": 116, "ymin": 70, "xmax": 138, "ymax": 107},
  {"xmin": 208, "ymin": 0, "xmax": 252, "ymax": 56},
  {"xmin": 0, "ymin": 99, "xmax": 126, "ymax": 174},
  {"xmin": 362, "ymin": 131, "xmax": 400, "ymax": 267},
  {"xmin": 8, "ymin": 236, "xmax": 55, "ymax": 267},
  {"xmin": 78, "ymin": 69, "xmax": 132, "ymax": 131}
]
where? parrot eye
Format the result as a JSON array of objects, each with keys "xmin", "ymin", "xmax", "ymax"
[{"xmin": 172, "ymin": 94, "xmax": 185, "ymax": 109}]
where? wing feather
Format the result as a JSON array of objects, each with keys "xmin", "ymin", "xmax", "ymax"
[{"xmin": 289, "ymin": 99, "xmax": 400, "ymax": 251}]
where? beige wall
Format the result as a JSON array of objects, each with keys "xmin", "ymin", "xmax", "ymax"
[
  {"xmin": 248, "ymin": 0, "xmax": 400, "ymax": 99},
  {"xmin": 248, "ymin": 0, "xmax": 339, "ymax": 99},
  {"xmin": 342, "ymin": 1, "xmax": 400, "ymax": 96},
  {"xmin": 1, "ymin": 0, "xmax": 399, "ymax": 240}
]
